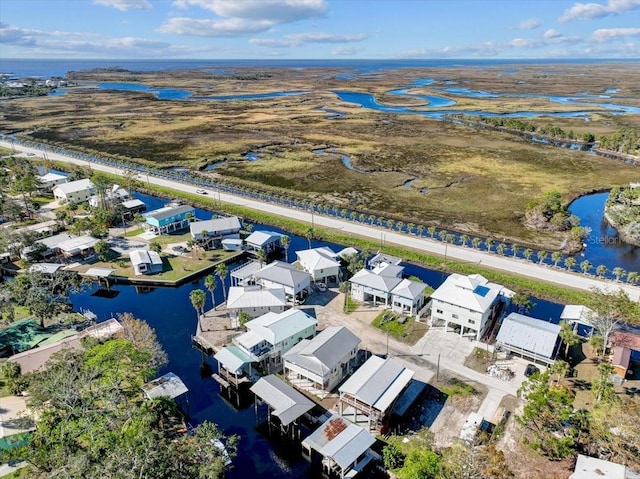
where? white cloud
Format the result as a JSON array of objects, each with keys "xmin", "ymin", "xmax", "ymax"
[
  {"xmin": 158, "ymin": 17, "xmax": 272, "ymax": 37},
  {"xmin": 544, "ymin": 29, "xmax": 562, "ymax": 39},
  {"xmin": 591, "ymin": 27, "xmax": 640, "ymax": 41},
  {"xmin": 518, "ymin": 18, "xmax": 541, "ymax": 30},
  {"xmin": 249, "ymin": 31, "xmax": 367, "ymax": 48},
  {"xmin": 165, "ymin": 0, "xmax": 328, "ymax": 37},
  {"xmin": 559, "ymin": 0, "xmax": 640, "ymax": 23},
  {"xmin": 92, "ymin": 0, "xmax": 152, "ymax": 11},
  {"xmin": 331, "ymin": 46, "xmax": 361, "ymax": 56}
]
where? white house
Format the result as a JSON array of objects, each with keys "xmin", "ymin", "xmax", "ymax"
[
  {"xmin": 390, "ymin": 279, "xmax": 429, "ymax": 317},
  {"xmin": 253, "ymin": 261, "xmax": 311, "ymax": 303},
  {"xmin": 245, "ymin": 230, "xmax": 282, "ymax": 253},
  {"xmin": 349, "ymin": 264, "xmax": 403, "ymax": 308},
  {"xmin": 295, "ymin": 247, "xmax": 341, "ymax": 285},
  {"xmin": 37, "ymin": 172, "xmax": 67, "ymax": 190},
  {"xmin": 57, "ymin": 235, "xmax": 100, "ymax": 259},
  {"xmin": 560, "ymin": 304, "xmax": 596, "ymax": 338},
  {"xmin": 53, "ymin": 179, "xmax": 95, "ymax": 203},
  {"xmin": 338, "ymin": 355, "xmax": 415, "ymax": 431},
  {"xmin": 88, "ymin": 184, "xmax": 129, "ymax": 208},
  {"xmin": 302, "ymin": 414, "xmax": 376, "ymax": 479},
  {"xmin": 225, "ymin": 308, "xmax": 318, "ymax": 375},
  {"xmin": 283, "ymin": 326, "xmax": 361, "ymax": 393},
  {"xmin": 129, "ymin": 249, "xmax": 163, "ymax": 275},
  {"xmin": 189, "ymin": 216, "xmax": 242, "ymax": 243},
  {"xmin": 430, "ymin": 273, "xmax": 513, "ymax": 340},
  {"xmin": 226, "ymin": 286, "xmax": 287, "ymax": 319}
]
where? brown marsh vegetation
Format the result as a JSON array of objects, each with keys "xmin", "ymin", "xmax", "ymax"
[{"xmin": 1, "ymin": 63, "xmax": 639, "ymax": 248}]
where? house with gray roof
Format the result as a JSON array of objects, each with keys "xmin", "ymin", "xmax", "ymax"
[
  {"xmin": 349, "ymin": 265, "xmax": 403, "ymax": 308},
  {"xmin": 302, "ymin": 414, "xmax": 377, "ymax": 479},
  {"xmin": 37, "ymin": 171, "xmax": 67, "ymax": 191},
  {"xmin": 250, "ymin": 375, "xmax": 314, "ymax": 429},
  {"xmin": 295, "ymin": 247, "xmax": 341, "ymax": 285},
  {"xmin": 430, "ymin": 273, "xmax": 514, "ymax": 341},
  {"xmin": 52, "ymin": 178, "xmax": 95, "ymax": 203},
  {"xmin": 144, "ymin": 203, "xmax": 195, "ymax": 234},
  {"xmin": 253, "ymin": 261, "xmax": 311, "ymax": 303},
  {"xmin": 189, "ymin": 216, "xmax": 242, "ymax": 245},
  {"xmin": 338, "ymin": 355, "xmax": 415, "ymax": 431},
  {"xmin": 215, "ymin": 309, "xmax": 317, "ymax": 380},
  {"xmin": 226, "ymin": 286, "xmax": 287, "ymax": 320},
  {"xmin": 390, "ymin": 279, "xmax": 429, "ymax": 317},
  {"xmin": 245, "ymin": 230, "xmax": 282, "ymax": 253},
  {"xmin": 283, "ymin": 326, "xmax": 361, "ymax": 394},
  {"xmin": 129, "ymin": 249, "xmax": 163, "ymax": 275},
  {"xmin": 496, "ymin": 312, "xmax": 561, "ymax": 365}
]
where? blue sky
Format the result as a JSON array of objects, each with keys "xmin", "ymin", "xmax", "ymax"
[{"xmin": 1, "ymin": 0, "xmax": 639, "ymax": 59}]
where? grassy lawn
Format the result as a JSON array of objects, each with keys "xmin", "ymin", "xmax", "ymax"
[
  {"xmin": 464, "ymin": 347, "xmax": 494, "ymax": 374},
  {"xmin": 440, "ymin": 377, "xmax": 480, "ymax": 398},
  {"xmin": 371, "ymin": 310, "xmax": 429, "ymax": 346}
]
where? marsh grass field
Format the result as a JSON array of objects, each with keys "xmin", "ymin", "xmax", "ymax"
[{"xmin": 2, "ymin": 63, "xmax": 639, "ymax": 248}]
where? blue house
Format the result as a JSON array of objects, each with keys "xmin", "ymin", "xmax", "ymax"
[{"xmin": 144, "ymin": 203, "xmax": 195, "ymax": 234}]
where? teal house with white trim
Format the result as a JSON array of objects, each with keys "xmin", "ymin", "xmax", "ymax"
[{"xmin": 144, "ymin": 203, "xmax": 195, "ymax": 234}]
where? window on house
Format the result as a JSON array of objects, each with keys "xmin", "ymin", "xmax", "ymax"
[
  {"xmin": 452, "ymin": 314, "xmax": 459, "ymax": 319},
  {"xmin": 469, "ymin": 319, "xmax": 475, "ymax": 324},
  {"xmin": 436, "ymin": 309, "xmax": 443, "ymax": 314}
]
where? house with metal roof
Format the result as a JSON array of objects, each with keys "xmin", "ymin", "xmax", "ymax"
[
  {"xmin": 129, "ymin": 249, "xmax": 163, "ymax": 275},
  {"xmin": 295, "ymin": 247, "xmax": 341, "ymax": 284},
  {"xmin": 390, "ymin": 278, "xmax": 429, "ymax": 317},
  {"xmin": 226, "ymin": 286, "xmax": 287, "ymax": 320},
  {"xmin": 52, "ymin": 178, "xmax": 95, "ymax": 203},
  {"xmin": 430, "ymin": 273, "xmax": 513, "ymax": 341},
  {"xmin": 88, "ymin": 184, "xmax": 129, "ymax": 208},
  {"xmin": 245, "ymin": 230, "xmax": 282, "ymax": 253},
  {"xmin": 142, "ymin": 372, "xmax": 188, "ymax": 400},
  {"xmin": 22, "ymin": 232, "xmax": 74, "ymax": 260},
  {"xmin": 230, "ymin": 261, "xmax": 263, "ymax": 286},
  {"xmin": 349, "ymin": 265, "xmax": 403, "ymax": 309},
  {"xmin": 28, "ymin": 262, "xmax": 62, "ymax": 275},
  {"xmin": 338, "ymin": 355, "xmax": 415, "ymax": 431},
  {"xmin": 301, "ymin": 414, "xmax": 377, "ymax": 479},
  {"xmin": 560, "ymin": 304, "xmax": 596, "ymax": 338},
  {"xmin": 496, "ymin": 313, "xmax": 561, "ymax": 365},
  {"xmin": 189, "ymin": 216, "xmax": 242, "ymax": 244},
  {"xmin": 215, "ymin": 309, "xmax": 318, "ymax": 381},
  {"xmin": 250, "ymin": 375, "xmax": 314, "ymax": 436},
  {"xmin": 144, "ymin": 203, "xmax": 195, "ymax": 234},
  {"xmin": 37, "ymin": 171, "xmax": 67, "ymax": 191},
  {"xmin": 569, "ymin": 454, "xmax": 638, "ymax": 479},
  {"xmin": 253, "ymin": 261, "xmax": 311, "ymax": 303},
  {"xmin": 283, "ymin": 326, "xmax": 361, "ymax": 394},
  {"xmin": 120, "ymin": 199, "xmax": 147, "ymax": 219},
  {"xmin": 57, "ymin": 235, "xmax": 100, "ymax": 259}
]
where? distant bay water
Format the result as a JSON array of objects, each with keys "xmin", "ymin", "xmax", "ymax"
[{"xmin": 1, "ymin": 57, "xmax": 638, "ymax": 79}]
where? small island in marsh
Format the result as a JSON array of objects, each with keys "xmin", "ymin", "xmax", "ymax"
[{"xmin": 605, "ymin": 183, "xmax": 640, "ymax": 247}]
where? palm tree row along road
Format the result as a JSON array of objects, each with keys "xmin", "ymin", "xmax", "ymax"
[{"xmin": 4, "ymin": 140, "xmax": 639, "ymax": 302}]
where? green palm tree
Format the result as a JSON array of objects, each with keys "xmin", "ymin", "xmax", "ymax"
[
  {"xmin": 523, "ymin": 248, "xmax": 533, "ymax": 261},
  {"xmin": 368, "ymin": 215, "xmax": 376, "ymax": 224},
  {"xmin": 416, "ymin": 225, "xmax": 424, "ymax": 236},
  {"xmin": 407, "ymin": 223, "xmax": 415, "ymax": 234},
  {"xmin": 580, "ymin": 260, "xmax": 592, "ymax": 275},
  {"xmin": 215, "ymin": 263, "xmax": 228, "ymax": 300},
  {"xmin": 396, "ymin": 221, "xmax": 404, "ymax": 232},
  {"xmin": 551, "ymin": 251, "xmax": 563, "ymax": 267},
  {"xmin": 460, "ymin": 234, "xmax": 469, "ymax": 247},
  {"xmin": 511, "ymin": 244, "xmax": 519, "ymax": 257},
  {"xmin": 537, "ymin": 250, "xmax": 548, "ymax": 264},
  {"xmin": 189, "ymin": 289, "xmax": 206, "ymax": 324},
  {"xmin": 471, "ymin": 237, "xmax": 482, "ymax": 249},
  {"xmin": 596, "ymin": 264, "xmax": 608, "ymax": 278},
  {"xmin": 496, "ymin": 243, "xmax": 506, "ymax": 255},
  {"xmin": 204, "ymin": 275, "xmax": 217, "ymax": 309},
  {"xmin": 281, "ymin": 235, "xmax": 290, "ymax": 262},
  {"xmin": 627, "ymin": 271, "xmax": 639, "ymax": 284},
  {"xmin": 427, "ymin": 226, "xmax": 437, "ymax": 238},
  {"xmin": 484, "ymin": 238, "xmax": 494, "ymax": 252},
  {"xmin": 438, "ymin": 230, "xmax": 447, "ymax": 242},
  {"xmin": 386, "ymin": 219, "xmax": 395, "ymax": 230},
  {"xmin": 564, "ymin": 256, "xmax": 577, "ymax": 271},
  {"xmin": 256, "ymin": 248, "xmax": 267, "ymax": 266},
  {"xmin": 612, "ymin": 267, "xmax": 626, "ymax": 282},
  {"xmin": 304, "ymin": 228, "xmax": 314, "ymax": 249}
]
